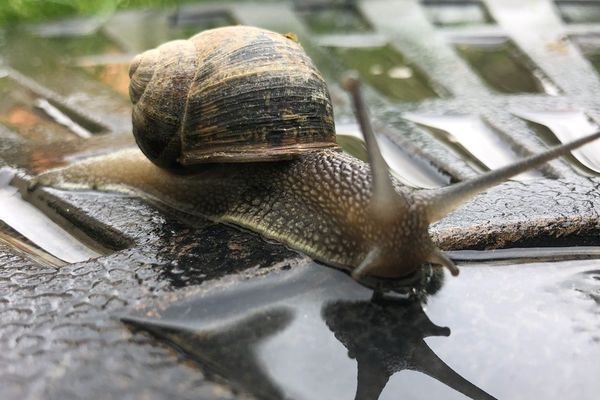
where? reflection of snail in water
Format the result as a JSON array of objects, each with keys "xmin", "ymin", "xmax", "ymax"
[
  {"xmin": 323, "ymin": 298, "xmax": 497, "ymax": 400},
  {"xmin": 123, "ymin": 266, "xmax": 494, "ymax": 400},
  {"xmin": 35, "ymin": 26, "xmax": 600, "ymax": 281}
]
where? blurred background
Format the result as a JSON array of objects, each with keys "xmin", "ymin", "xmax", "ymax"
[{"xmin": 4, "ymin": 0, "xmax": 600, "ymax": 184}]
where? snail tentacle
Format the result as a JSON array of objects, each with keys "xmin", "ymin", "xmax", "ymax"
[
  {"xmin": 342, "ymin": 72, "xmax": 407, "ymax": 219},
  {"xmin": 427, "ymin": 248, "xmax": 459, "ymax": 277}
]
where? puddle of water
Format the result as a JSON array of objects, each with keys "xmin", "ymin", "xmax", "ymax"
[
  {"xmin": 0, "ymin": 168, "xmax": 102, "ymax": 264},
  {"xmin": 328, "ymin": 44, "xmax": 440, "ymax": 102},
  {"xmin": 556, "ymin": 1, "xmax": 600, "ymax": 24},
  {"xmin": 335, "ymin": 123, "xmax": 450, "ymax": 188},
  {"xmin": 124, "ymin": 259, "xmax": 600, "ymax": 400},
  {"xmin": 421, "ymin": 0, "xmax": 494, "ymax": 27},
  {"xmin": 295, "ymin": 3, "xmax": 372, "ymax": 34},
  {"xmin": 511, "ymin": 109, "xmax": 600, "ymax": 174},
  {"xmin": 404, "ymin": 113, "xmax": 541, "ymax": 180},
  {"xmin": 453, "ymin": 37, "xmax": 558, "ymax": 94}
]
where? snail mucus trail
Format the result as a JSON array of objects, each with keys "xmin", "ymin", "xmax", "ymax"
[{"xmin": 31, "ymin": 26, "xmax": 600, "ymax": 283}]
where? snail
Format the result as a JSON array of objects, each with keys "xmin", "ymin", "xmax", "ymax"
[{"xmin": 32, "ymin": 26, "xmax": 600, "ymax": 281}]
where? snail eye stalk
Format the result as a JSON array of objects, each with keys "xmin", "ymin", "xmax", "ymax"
[
  {"xmin": 342, "ymin": 72, "xmax": 408, "ymax": 219},
  {"xmin": 427, "ymin": 248, "xmax": 460, "ymax": 276}
]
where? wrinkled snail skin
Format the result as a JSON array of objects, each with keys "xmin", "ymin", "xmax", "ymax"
[{"xmin": 33, "ymin": 26, "xmax": 600, "ymax": 280}]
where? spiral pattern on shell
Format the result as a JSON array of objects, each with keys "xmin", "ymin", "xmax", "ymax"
[{"xmin": 129, "ymin": 25, "xmax": 338, "ymax": 168}]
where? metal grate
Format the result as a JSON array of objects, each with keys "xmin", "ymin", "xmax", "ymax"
[{"xmin": 1, "ymin": 1, "xmax": 600, "ymax": 399}]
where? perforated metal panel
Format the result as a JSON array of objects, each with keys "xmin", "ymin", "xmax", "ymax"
[{"xmin": 1, "ymin": 1, "xmax": 600, "ymax": 399}]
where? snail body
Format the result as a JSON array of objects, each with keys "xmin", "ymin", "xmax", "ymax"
[
  {"xmin": 35, "ymin": 26, "xmax": 600, "ymax": 280},
  {"xmin": 37, "ymin": 147, "xmax": 432, "ymax": 277}
]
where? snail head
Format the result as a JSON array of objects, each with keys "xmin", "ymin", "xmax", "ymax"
[{"xmin": 342, "ymin": 73, "xmax": 459, "ymax": 280}]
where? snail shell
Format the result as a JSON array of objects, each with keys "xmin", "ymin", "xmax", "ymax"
[{"xmin": 128, "ymin": 26, "xmax": 338, "ymax": 169}]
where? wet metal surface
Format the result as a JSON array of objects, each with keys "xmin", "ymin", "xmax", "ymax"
[
  {"xmin": 422, "ymin": 1, "xmax": 494, "ymax": 27},
  {"xmin": 335, "ymin": 122, "xmax": 450, "ymax": 188},
  {"xmin": 512, "ymin": 108, "xmax": 600, "ymax": 173},
  {"xmin": 403, "ymin": 113, "xmax": 542, "ymax": 180},
  {"xmin": 2, "ymin": 0, "xmax": 600, "ymax": 399},
  {"xmin": 0, "ymin": 168, "xmax": 101, "ymax": 263}
]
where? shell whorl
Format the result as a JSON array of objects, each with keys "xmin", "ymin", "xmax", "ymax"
[
  {"xmin": 129, "ymin": 40, "xmax": 197, "ymax": 168},
  {"xmin": 129, "ymin": 26, "xmax": 338, "ymax": 168}
]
